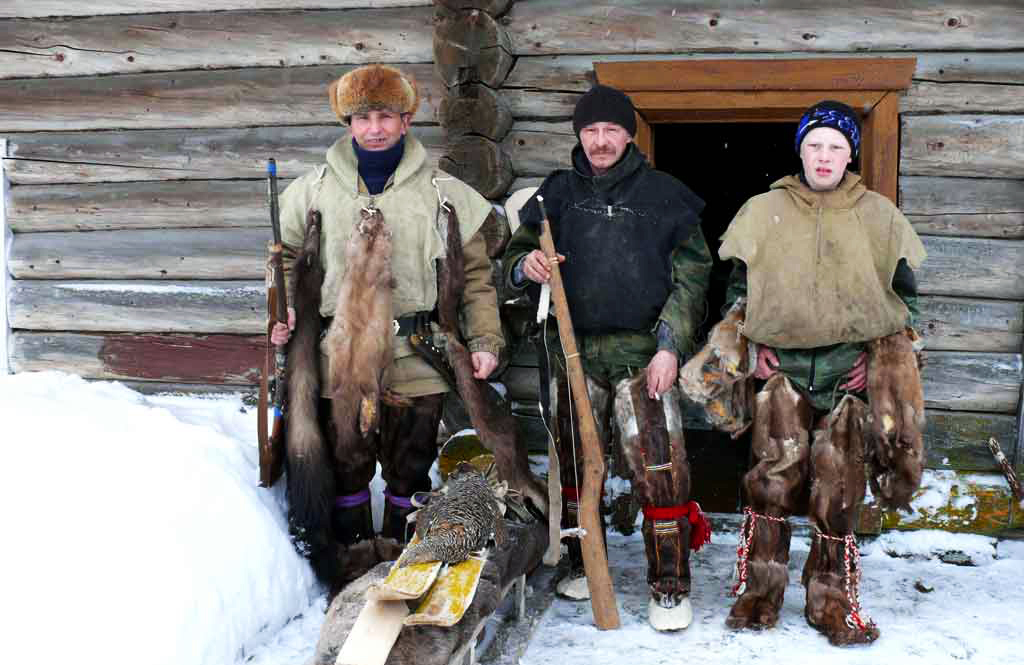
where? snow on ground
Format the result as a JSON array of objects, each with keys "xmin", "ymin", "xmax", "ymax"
[{"xmin": 3, "ymin": 371, "xmax": 1022, "ymax": 665}]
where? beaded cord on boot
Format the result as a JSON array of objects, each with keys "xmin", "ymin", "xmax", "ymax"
[
  {"xmin": 732, "ymin": 506, "xmax": 787, "ymax": 596},
  {"xmin": 814, "ymin": 530, "xmax": 876, "ymax": 634}
]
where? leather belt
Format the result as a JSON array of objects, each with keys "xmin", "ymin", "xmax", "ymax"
[{"xmin": 321, "ymin": 309, "xmax": 436, "ymax": 337}]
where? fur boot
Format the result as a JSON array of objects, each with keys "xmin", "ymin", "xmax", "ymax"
[
  {"xmin": 802, "ymin": 533, "xmax": 879, "ymax": 645},
  {"xmin": 726, "ymin": 513, "xmax": 791, "ymax": 630}
]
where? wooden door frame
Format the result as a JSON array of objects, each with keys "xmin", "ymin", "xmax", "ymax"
[{"xmin": 595, "ymin": 58, "xmax": 916, "ymax": 203}]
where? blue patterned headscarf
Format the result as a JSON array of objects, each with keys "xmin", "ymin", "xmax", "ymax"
[{"xmin": 795, "ymin": 100, "xmax": 861, "ymax": 159}]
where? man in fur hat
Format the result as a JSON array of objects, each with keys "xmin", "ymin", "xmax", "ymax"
[
  {"xmin": 503, "ymin": 84, "xmax": 712, "ymax": 631},
  {"xmin": 708, "ymin": 100, "xmax": 926, "ymax": 645},
  {"xmin": 270, "ymin": 64, "xmax": 504, "ymax": 589}
]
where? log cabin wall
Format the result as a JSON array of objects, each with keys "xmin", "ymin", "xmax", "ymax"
[
  {"xmin": 0, "ymin": 1, "xmax": 441, "ymax": 393},
  {"xmin": 473, "ymin": 0, "xmax": 1024, "ymax": 535}
]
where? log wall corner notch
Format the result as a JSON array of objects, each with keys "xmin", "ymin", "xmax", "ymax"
[
  {"xmin": 595, "ymin": 58, "xmax": 917, "ymax": 204},
  {"xmin": 434, "ymin": 0, "xmax": 516, "ymax": 199}
]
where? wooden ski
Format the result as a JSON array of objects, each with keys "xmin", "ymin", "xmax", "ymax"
[
  {"xmin": 537, "ymin": 196, "xmax": 621, "ymax": 630},
  {"xmin": 405, "ymin": 552, "xmax": 488, "ymax": 627},
  {"xmin": 369, "ymin": 535, "xmax": 443, "ymax": 601}
]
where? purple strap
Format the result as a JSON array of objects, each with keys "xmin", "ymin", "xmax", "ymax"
[
  {"xmin": 384, "ymin": 490, "xmax": 413, "ymax": 509},
  {"xmin": 335, "ymin": 489, "xmax": 371, "ymax": 508}
]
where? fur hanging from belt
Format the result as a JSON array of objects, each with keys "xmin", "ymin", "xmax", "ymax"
[
  {"xmin": 678, "ymin": 299, "xmax": 755, "ymax": 437},
  {"xmin": 283, "ymin": 210, "xmax": 341, "ymax": 587},
  {"xmin": 865, "ymin": 329, "xmax": 925, "ymax": 511},
  {"xmin": 324, "ymin": 206, "xmax": 395, "ymax": 457},
  {"xmin": 432, "ymin": 205, "xmax": 548, "ymax": 517}
]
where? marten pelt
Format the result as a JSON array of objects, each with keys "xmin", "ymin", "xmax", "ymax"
[
  {"xmin": 434, "ymin": 206, "xmax": 547, "ymax": 516},
  {"xmin": 284, "ymin": 210, "xmax": 338, "ymax": 587},
  {"xmin": 325, "ymin": 207, "xmax": 394, "ymax": 459}
]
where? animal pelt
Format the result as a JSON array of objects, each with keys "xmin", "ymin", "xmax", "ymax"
[
  {"xmin": 678, "ymin": 299, "xmax": 755, "ymax": 437},
  {"xmin": 865, "ymin": 329, "xmax": 925, "ymax": 511},
  {"xmin": 807, "ymin": 395, "xmax": 869, "ymax": 535},
  {"xmin": 325, "ymin": 207, "xmax": 394, "ymax": 461},
  {"xmin": 802, "ymin": 536, "xmax": 879, "ymax": 645},
  {"xmin": 433, "ymin": 205, "xmax": 548, "ymax": 517},
  {"xmin": 744, "ymin": 374, "xmax": 813, "ymax": 516},
  {"xmin": 284, "ymin": 210, "xmax": 339, "ymax": 587}
]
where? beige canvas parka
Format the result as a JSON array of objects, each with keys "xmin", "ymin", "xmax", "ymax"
[
  {"xmin": 279, "ymin": 133, "xmax": 503, "ymax": 396},
  {"xmin": 719, "ymin": 173, "xmax": 926, "ymax": 349}
]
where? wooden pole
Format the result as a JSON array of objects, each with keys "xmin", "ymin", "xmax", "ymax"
[{"xmin": 536, "ymin": 196, "xmax": 620, "ymax": 630}]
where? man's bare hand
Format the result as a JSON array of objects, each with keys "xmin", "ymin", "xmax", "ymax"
[
  {"xmin": 839, "ymin": 351, "xmax": 868, "ymax": 393},
  {"xmin": 522, "ymin": 249, "xmax": 566, "ymax": 284},
  {"xmin": 270, "ymin": 307, "xmax": 296, "ymax": 346},
  {"xmin": 471, "ymin": 351, "xmax": 498, "ymax": 379},
  {"xmin": 754, "ymin": 345, "xmax": 779, "ymax": 380},
  {"xmin": 646, "ymin": 349, "xmax": 678, "ymax": 399}
]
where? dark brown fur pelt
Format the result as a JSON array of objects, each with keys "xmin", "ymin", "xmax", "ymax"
[
  {"xmin": 808, "ymin": 395, "xmax": 869, "ymax": 535},
  {"xmin": 865, "ymin": 330, "xmax": 925, "ymax": 511},
  {"xmin": 434, "ymin": 206, "xmax": 548, "ymax": 516},
  {"xmin": 325, "ymin": 207, "xmax": 394, "ymax": 461},
  {"xmin": 284, "ymin": 210, "xmax": 339, "ymax": 587}
]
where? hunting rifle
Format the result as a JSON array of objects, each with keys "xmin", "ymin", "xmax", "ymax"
[
  {"xmin": 536, "ymin": 195, "xmax": 621, "ymax": 630},
  {"xmin": 257, "ymin": 158, "xmax": 288, "ymax": 487}
]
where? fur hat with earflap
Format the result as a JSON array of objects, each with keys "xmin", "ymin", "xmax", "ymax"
[{"xmin": 328, "ymin": 65, "xmax": 420, "ymax": 125}]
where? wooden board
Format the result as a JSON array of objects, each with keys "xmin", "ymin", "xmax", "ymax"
[
  {"xmin": 335, "ymin": 596, "xmax": 410, "ymax": 665},
  {"xmin": 916, "ymin": 236, "xmax": 1024, "ymax": 300},
  {"xmin": 0, "ymin": 8, "xmax": 434, "ymax": 79},
  {"xmin": 0, "ymin": 64, "xmax": 440, "ymax": 132},
  {"xmin": 923, "ymin": 411, "xmax": 1019, "ymax": 473},
  {"xmin": 901, "ymin": 115, "xmax": 1024, "ymax": 180},
  {"xmin": 900, "ymin": 176, "xmax": 1024, "ymax": 240},
  {"xmin": 3, "ymin": 125, "xmax": 447, "ymax": 185},
  {"xmin": 9, "ymin": 331, "xmax": 263, "ymax": 384},
  {"xmin": 8, "ymin": 280, "xmax": 265, "ymax": 333},
  {"xmin": 917, "ymin": 296, "xmax": 1024, "ymax": 354},
  {"xmin": 902, "ymin": 81, "xmax": 1024, "ymax": 114},
  {"xmin": 405, "ymin": 555, "xmax": 486, "ymax": 627},
  {"xmin": 8, "ymin": 228, "xmax": 267, "ymax": 279},
  {"xmin": 504, "ymin": 2, "xmax": 1024, "ymax": 54},
  {"xmin": 1, "ymin": 1, "xmax": 431, "ymax": 18}
]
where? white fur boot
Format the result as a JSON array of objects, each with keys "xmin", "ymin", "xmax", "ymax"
[
  {"xmin": 555, "ymin": 571, "xmax": 590, "ymax": 600},
  {"xmin": 648, "ymin": 596, "xmax": 693, "ymax": 631}
]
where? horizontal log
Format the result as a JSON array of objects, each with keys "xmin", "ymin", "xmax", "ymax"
[
  {"xmin": 9, "ymin": 280, "xmax": 265, "ymax": 333},
  {"xmin": 440, "ymin": 84, "xmax": 513, "ymax": 140},
  {"xmin": 900, "ymin": 176, "xmax": 1024, "ymax": 239},
  {"xmin": 879, "ymin": 471, "xmax": 1015, "ymax": 535},
  {"xmin": 112, "ymin": 381, "xmax": 258, "ymax": 399},
  {"xmin": 505, "ymin": 53, "xmax": 1024, "ymax": 92},
  {"xmin": 10, "ymin": 331, "xmax": 263, "ymax": 384},
  {"xmin": 1, "ymin": 2, "xmax": 431, "ymax": 18},
  {"xmin": 3, "ymin": 125, "xmax": 447, "ymax": 185},
  {"xmin": 505, "ymin": 2, "xmax": 1024, "ymax": 54},
  {"xmin": 0, "ymin": 64, "xmax": 440, "ymax": 132},
  {"xmin": 918, "ymin": 296, "xmax": 1024, "ymax": 354},
  {"xmin": 923, "ymin": 411, "xmax": 1020, "ymax": 472},
  {"xmin": 902, "ymin": 81, "xmax": 1024, "ymax": 115},
  {"xmin": 9, "ymin": 228, "xmax": 267, "ymax": 279},
  {"xmin": 434, "ymin": 6, "xmax": 514, "ymax": 88},
  {"xmin": 901, "ymin": 115, "xmax": 1024, "ymax": 180},
  {"xmin": 0, "ymin": 8, "xmax": 434, "ymax": 79},
  {"xmin": 501, "ymin": 124, "xmax": 574, "ymax": 176},
  {"xmin": 917, "ymin": 236, "xmax": 1024, "ymax": 300},
  {"xmin": 439, "ymin": 136, "xmax": 514, "ymax": 199},
  {"xmin": 6, "ymin": 180, "xmax": 289, "ymax": 233},
  {"xmin": 921, "ymin": 351, "xmax": 1022, "ymax": 413}
]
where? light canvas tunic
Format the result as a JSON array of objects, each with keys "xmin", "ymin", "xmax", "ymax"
[
  {"xmin": 719, "ymin": 174, "xmax": 926, "ymax": 349},
  {"xmin": 279, "ymin": 134, "xmax": 502, "ymax": 396}
]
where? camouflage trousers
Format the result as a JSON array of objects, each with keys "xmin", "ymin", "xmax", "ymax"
[{"xmin": 549, "ymin": 330, "xmax": 693, "ymax": 604}]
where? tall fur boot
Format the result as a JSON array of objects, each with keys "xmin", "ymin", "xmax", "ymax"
[
  {"xmin": 802, "ymin": 532, "xmax": 879, "ymax": 645},
  {"xmin": 726, "ymin": 511, "xmax": 791, "ymax": 630}
]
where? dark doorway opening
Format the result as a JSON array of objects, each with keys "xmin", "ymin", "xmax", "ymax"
[{"xmin": 657, "ymin": 122, "xmax": 801, "ymax": 513}]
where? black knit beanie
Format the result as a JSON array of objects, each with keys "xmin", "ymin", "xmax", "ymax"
[
  {"xmin": 794, "ymin": 100, "xmax": 861, "ymax": 158},
  {"xmin": 572, "ymin": 84, "xmax": 637, "ymax": 137}
]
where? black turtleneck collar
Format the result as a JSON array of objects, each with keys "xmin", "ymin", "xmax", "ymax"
[
  {"xmin": 353, "ymin": 135, "xmax": 405, "ymax": 195},
  {"xmin": 571, "ymin": 142, "xmax": 645, "ymax": 190}
]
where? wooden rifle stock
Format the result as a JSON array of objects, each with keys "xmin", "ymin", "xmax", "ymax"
[
  {"xmin": 536, "ymin": 196, "xmax": 621, "ymax": 630},
  {"xmin": 258, "ymin": 158, "xmax": 288, "ymax": 487}
]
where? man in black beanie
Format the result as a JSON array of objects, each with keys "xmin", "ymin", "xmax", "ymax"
[{"xmin": 502, "ymin": 84, "xmax": 712, "ymax": 631}]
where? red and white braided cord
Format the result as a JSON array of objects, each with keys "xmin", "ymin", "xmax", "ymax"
[
  {"xmin": 731, "ymin": 507, "xmax": 786, "ymax": 596},
  {"xmin": 816, "ymin": 531, "xmax": 875, "ymax": 632}
]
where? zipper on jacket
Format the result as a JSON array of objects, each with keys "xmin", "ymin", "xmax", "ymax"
[{"xmin": 808, "ymin": 348, "xmax": 817, "ymax": 393}]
